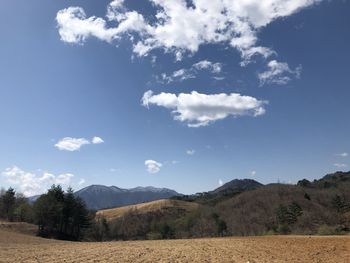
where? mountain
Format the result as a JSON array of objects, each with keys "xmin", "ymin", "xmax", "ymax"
[
  {"xmin": 297, "ymin": 171, "xmax": 350, "ymax": 188},
  {"xmin": 27, "ymin": 195, "xmax": 40, "ymax": 204},
  {"xmin": 75, "ymin": 185, "xmax": 181, "ymax": 210},
  {"xmin": 211, "ymin": 179, "xmax": 263, "ymax": 194},
  {"xmin": 173, "ymin": 178, "xmax": 263, "ymax": 205}
]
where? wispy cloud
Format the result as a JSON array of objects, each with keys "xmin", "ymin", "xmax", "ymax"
[
  {"xmin": 160, "ymin": 69, "xmax": 195, "ymax": 84},
  {"xmin": 186, "ymin": 149, "xmax": 196, "ymax": 155},
  {"xmin": 78, "ymin": 178, "xmax": 86, "ymax": 186},
  {"xmin": 55, "ymin": 136, "xmax": 104, "ymax": 151},
  {"xmin": 142, "ymin": 90, "xmax": 267, "ymax": 127},
  {"xmin": 258, "ymin": 60, "xmax": 302, "ymax": 86},
  {"xmin": 145, "ymin": 160, "xmax": 162, "ymax": 174},
  {"xmin": 159, "ymin": 60, "xmax": 223, "ymax": 84},
  {"xmin": 336, "ymin": 152, "xmax": 348, "ymax": 157},
  {"xmin": 1, "ymin": 166, "xmax": 78, "ymax": 196},
  {"xmin": 334, "ymin": 163, "xmax": 347, "ymax": 168}
]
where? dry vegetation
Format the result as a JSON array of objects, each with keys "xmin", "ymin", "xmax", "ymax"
[
  {"xmin": 0, "ymin": 220, "xmax": 37, "ymax": 235},
  {"xmin": 96, "ymin": 199, "xmax": 199, "ymax": 221},
  {"xmin": 0, "ymin": 227, "xmax": 349, "ymax": 263}
]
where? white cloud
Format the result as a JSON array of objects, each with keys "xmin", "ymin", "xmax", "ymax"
[
  {"xmin": 258, "ymin": 60, "xmax": 302, "ymax": 86},
  {"xmin": 160, "ymin": 69, "xmax": 195, "ymax": 84},
  {"xmin": 193, "ymin": 60, "xmax": 222, "ymax": 73},
  {"xmin": 56, "ymin": 0, "xmax": 322, "ymax": 65},
  {"xmin": 145, "ymin": 160, "xmax": 162, "ymax": 174},
  {"xmin": 159, "ymin": 60, "xmax": 223, "ymax": 84},
  {"xmin": 78, "ymin": 178, "xmax": 86, "ymax": 186},
  {"xmin": 336, "ymin": 152, "xmax": 348, "ymax": 157},
  {"xmin": 55, "ymin": 136, "xmax": 104, "ymax": 151},
  {"xmin": 186, "ymin": 149, "xmax": 196, "ymax": 155},
  {"xmin": 55, "ymin": 137, "xmax": 90, "ymax": 151},
  {"xmin": 92, "ymin": 136, "xmax": 104, "ymax": 144},
  {"xmin": 218, "ymin": 179, "xmax": 223, "ymax": 186},
  {"xmin": 250, "ymin": 170, "xmax": 257, "ymax": 177},
  {"xmin": 142, "ymin": 90, "xmax": 267, "ymax": 127},
  {"xmin": 1, "ymin": 166, "xmax": 75, "ymax": 196},
  {"xmin": 334, "ymin": 163, "xmax": 347, "ymax": 168}
]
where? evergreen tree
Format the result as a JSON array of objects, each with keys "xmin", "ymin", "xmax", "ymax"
[
  {"xmin": 33, "ymin": 185, "xmax": 90, "ymax": 240},
  {"xmin": 1, "ymin": 188, "xmax": 16, "ymax": 221}
]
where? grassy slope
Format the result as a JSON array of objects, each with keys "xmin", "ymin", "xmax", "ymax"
[{"xmin": 96, "ymin": 199, "xmax": 199, "ymax": 221}]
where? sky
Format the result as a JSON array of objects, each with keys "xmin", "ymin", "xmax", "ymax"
[{"xmin": 0, "ymin": 0, "xmax": 349, "ymax": 196}]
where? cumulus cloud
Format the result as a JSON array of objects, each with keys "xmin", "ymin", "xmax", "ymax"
[
  {"xmin": 92, "ymin": 136, "xmax": 104, "ymax": 144},
  {"xmin": 258, "ymin": 60, "xmax": 302, "ymax": 86},
  {"xmin": 218, "ymin": 179, "xmax": 224, "ymax": 186},
  {"xmin": 56, "ymin": 0, "xmax": 322, "ymax": 65},
  {"xmin": 55, "ymin": 136, "xmax": 104, "ymax": 151},
  {"xmin": 1, "ymin": 166, "xmax": 75, "ymax": 196},
  {"xmin": 334, "ymin": 163, "xmax": 347, "ymax": 168},
  {"xmin": 55, "ymin": 137, "xmax": 90, "ymax": 151},
  {"xmin": 159, "ymin": 60, "xmax": 223, "ymax": 83},
  {"xmin": 145, "ymin": 160, "xmax": 162, "ymax": 174},
  {"xmin": 186, "ymin": 149, "xmax": 196, "ymax": 155},
  {"xmin": 142, "ymin": 90, "xmax": 267, "ymax": 127}
]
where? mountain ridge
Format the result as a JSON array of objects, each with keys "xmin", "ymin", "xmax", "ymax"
[{"xmin": 75, "ymin": 185, "xmax": 181, "ymax": 210}]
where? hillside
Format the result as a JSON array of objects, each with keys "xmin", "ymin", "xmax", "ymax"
[
  {"xmin": 217, "ymin": 183, "xmax": 350, "ymax": 236},
  {"xmin": 173, "ymin": 178, "xmax": 263, "ymax": 205},
  {"xmin": 97, "ymin": 199, "xmax": 199, "ymax": 221},
  {"xmin": 75, "ymin": 185, "xmax": 181, "ymax": 210},
  {"xmin": 0, "ymin": 221, "xmax": 37, "ymax": 236},
  {"xmin": 98, "ymin": 171, "xmax": 350, "ymax": 240},
  {"xmin": 297, "ymin": 171, "xmax": 350, "ymax": 189},
  {"xmin": 211, "ymin": 179, "xmax": 263, "ymax": 194}
]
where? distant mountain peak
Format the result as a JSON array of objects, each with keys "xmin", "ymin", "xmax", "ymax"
[
  {"xmin": 212, "ymin": 178, "xmax": 263, "ymax": 194},
  {"xmin": 129, "ymin": 186, "xmax": 177, "ymax": 194},
  {"xmin": 74, "ymin": 184, "xmax": 181, "ymax": 210}
]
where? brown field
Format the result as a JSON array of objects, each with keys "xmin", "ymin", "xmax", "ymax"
[
  {"xmin": 0, "ymin": 227, "xmax": 349, "ymax": 263},
  {"xmin": 96, "ymin": 199, "xmax": 199, "ymax": 221}
]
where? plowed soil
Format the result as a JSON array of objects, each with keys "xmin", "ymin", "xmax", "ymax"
[{"xmin": 0, "ymin": 229, "xmax": 348, "ymax": 263}]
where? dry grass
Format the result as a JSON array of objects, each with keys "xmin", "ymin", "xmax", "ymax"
[
  {"xmin": 0, "ymin": 220, "xmax": 37, "ymax": 236},
  {"xmin": 0, "ymin": 229, "xmax": 349, "ymax": 263},
  {"xmin": 96, "ymin": 199, "xmax": 199, "ymax": 221}
]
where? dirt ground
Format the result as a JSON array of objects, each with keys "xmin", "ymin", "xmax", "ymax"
[{"xmin": 0, "ymin": 229, "xmax": 349, "ymax": 263}]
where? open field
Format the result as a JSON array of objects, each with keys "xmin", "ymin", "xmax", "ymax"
[
  {"xmin": 96, "ymin": 199, "xmax": 199, "ymax": 221},
  {"xmin": 0, "ymin": 228, "xmax": 349, "ymax": 263}
]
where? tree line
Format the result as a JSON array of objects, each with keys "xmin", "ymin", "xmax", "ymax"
[
  {"xmin": 1, "ymin": 179, "xmax": 350, "ymax": 241},
  {"xmin": 0, "ymin": 185, "xmax": 90, "ymax": 241},
  {"xmin": 0, "ymin": 187, "xmax": 32, "ymax": 223}
]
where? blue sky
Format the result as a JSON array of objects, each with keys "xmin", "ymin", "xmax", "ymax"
[{"xmin": 0, "ymin": 0, "xmax": 349, "ymax": 196}]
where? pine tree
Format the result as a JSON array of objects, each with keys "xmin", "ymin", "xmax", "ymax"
[{"xmin": 1, "ymin": 188, "xmax": 16, "ymax": 221}]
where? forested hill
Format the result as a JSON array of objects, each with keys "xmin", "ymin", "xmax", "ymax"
[
  {"xmin": 172, "ymin": 178, "xmax": 263, "ymax": 205},
  {"xmin": 98, "ymin": 171, "xmax": 350, "ymax": 240}
]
